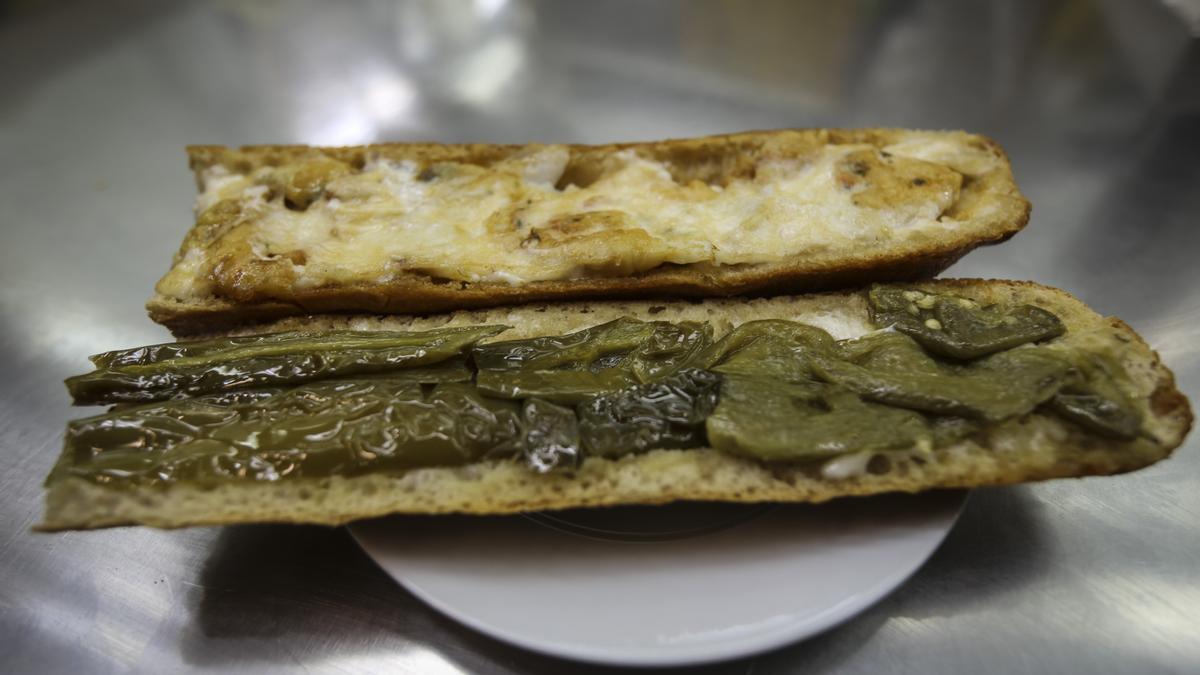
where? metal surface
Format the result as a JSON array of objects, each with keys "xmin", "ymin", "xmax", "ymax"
[{"xmin": 1, "ymin": 0, "xmax": 1197, "ymax": 672}]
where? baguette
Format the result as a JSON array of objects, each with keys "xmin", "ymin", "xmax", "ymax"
[
  {"xmin": 41, "ymin": 279, "xmax": 1190, "ymax": 531},
  {"xmin": 148, "ymin": 129, "xmax": 1029, "ymax": 334}
]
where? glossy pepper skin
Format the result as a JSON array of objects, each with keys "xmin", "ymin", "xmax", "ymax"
[
  {"xmin": 473, "ymin": 318, "xmax": 714, "ymax": 403},
  {"xmin": 65, "ymin": 326, "xmax": 507, "ymax": 404},
  {"xmin": 53, "ymin": 380, "xmax": 525, "ymax": 486},
  {"xmin": 579, "ymin": 369, "xmax": 720, "ymax": 458}
]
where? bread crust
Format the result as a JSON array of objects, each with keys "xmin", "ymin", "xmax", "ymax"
[
  {"xmin": 148, "ymin": 129, "xmax": 1030, "ymax": 335},
  {"xmin": 43, "ymin": 279, "xmax": 1191, "ymax": 531}
]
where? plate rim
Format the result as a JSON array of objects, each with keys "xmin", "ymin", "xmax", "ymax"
[{"xmin": 349, "ymin": 492, "xmax": 967, "ymax": 667}]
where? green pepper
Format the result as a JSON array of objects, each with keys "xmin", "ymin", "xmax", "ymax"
[
  {"xmin": 706, "ymin": 376, "xmax": 934, "ymax": 461},
  {"xmin": 702, "ymin": 320, "xmax": 834, "ymax": 365},
  {"xmin": 578, "ymin": 369, "xmax": 720, "ymax": 457},
  {"xmin": 66, "ymin": 326, "xmax": 506, "ymax": 405},
  {"xmin": 519, "ymin": 398, "xmax": 583, "ymax": 472},
  {"xmin": 51, "ymin": 379, "xmax": 523, "ymax": 486},
  {"xmin": 811, "ymin": 332, "xmax": 1074, "ymax": 421},
  {"xmin": 472, "ymin": 318, "xmax": 659, "ymax": 371},
  {"xmin": 476, "ymin": 368, "xmax": 639, "ymax": 404},
  {"xmin": 473, "ymin": 318, "xmax": 712, "ymax": 381},
  {"xmin": 702, "ymin": 320, "xmax": 835, "ymax": 382},
  {"xmin": 868, "ymin": 286, "xmax": 1065, "ymax": 359},
  {"xmin": 1048, "ymin": 352, "xmax": 1142, "ymax": 440},
  {"xmin": 474, "ymin": 318, "xmax": 713, "ymax": 403},
  {"xmin": 627, "ymin": 321, "xmax": 714, "ymax": 382}
]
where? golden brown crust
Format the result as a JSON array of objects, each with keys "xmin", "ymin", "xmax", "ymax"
[
  {"xmin": 45, "ymin": 280, "xmax": 1190, "ymax": 531},
  {"xmin": 30, "ymin": 438, "xmax": 1169, "ymax": 531},
  {"xmin": 150, "ymin": 129, "xmax": 1030, "ymax": 335}
]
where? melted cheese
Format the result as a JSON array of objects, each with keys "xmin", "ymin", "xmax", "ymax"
[
  {"xmin": 821, "ymin": 451, "xmax": 875, "ymax": 480},
  {"xmin": 881, "ymin": 133, "xmax": 999, "ymax": 175},
  {"xmin": 162, "ymin": 137, "xmax": 998, "ymax": 302}
]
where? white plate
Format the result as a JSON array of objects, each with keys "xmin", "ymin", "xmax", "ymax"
[{"xmin": 350, "ymin": 492, "xmax": 965, "ymax": 667}]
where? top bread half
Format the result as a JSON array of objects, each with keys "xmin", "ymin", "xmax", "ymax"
[{"xmin": 148, "ymin": 129, "xmax": 1030, "ymax": 334}]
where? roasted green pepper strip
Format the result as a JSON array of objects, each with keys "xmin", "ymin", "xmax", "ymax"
[
  {"xmin": 578, "ymin": 369, "xmax": 720, "ymax": 457},
  {"xmin": 476, "ymin": 368, "xmax": 639, "ymax": 404},
  {"xmin": 701, "ymin": 320, "xmax": 834, "ymax": 364},
  {"xmin": 1048, "ymin": 352, "xmax": 1142, "ymax": 440},
  {"xmin": 519, "ymin": 398, "xmax": 582, "ymax": 472},
  {"xmin": 707, "ymin": 376, "xmax": 935, "ymax": 461},
  {"xmin": 1050, "ymin": 394, "xmax": 1140, "ymax": 440},
  {"xmin": 811, "ymin": 332, "xmax": 1074, "ymax": 421},
  {"xmin": 472, "ymin": 318, "xmax": 713, "ymax": 384},
  {"xmin": 868, "ymin": 286, "xmax": 1065, "ymax": 359},
  {"xmin": 703, "ymin": 320, "xmax": 836, "ymax": 382},
  {"xmin": 52, "ymin": 380, "xmax": 524, "ymax": 486},
  {"xmin": 627, "ymin": 321, "xmax": 714, "ymax": 382},
  {"xmin": 66, "ymin": 326, "xmax": 507, "ymax": 405},
  {"xmin": 472, "ymin": 318, "xmax": 658, "ymax": 371},
  {"xmin": 474, "ymin": 319, "xmax": 713, "ymax": 402}
]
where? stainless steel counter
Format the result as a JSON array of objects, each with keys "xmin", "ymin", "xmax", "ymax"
[{"xmin": 2, "ymin": 1, "xmax": 1197, "ymax": 672}]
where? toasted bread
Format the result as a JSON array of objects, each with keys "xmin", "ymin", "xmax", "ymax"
[
  {"xmin": 41, "ymin": 279, "xmax": 1190, "ymax": 531},
  {"xmin": 148, "ymin": 129, "xmax": 1029, "ymax": 334}
]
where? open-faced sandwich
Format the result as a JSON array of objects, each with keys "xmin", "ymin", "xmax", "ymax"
[{"xmin": 39, "ymin": 131, "xmax": 1190, "ymax": 531}]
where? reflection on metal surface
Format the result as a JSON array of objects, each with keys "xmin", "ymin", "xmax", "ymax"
[
  {"xmin": 334, "ymin": 646, "xmax": 470, "ymax": 675},
  {"xmin": 450, "ymin": 36, "xmax": 525, "ymax": 104},
  {"xmin": 1, "ymin": 0, "xmax": 1198, "ymax": 673},
  {"xmin": 1163, "ymin": 0, "xmax": 1200, "ymax": 33},
  {"xmin": 394, "ymin": 0, "xmax": 534, "ymax": 106},
  {"xmin": 298, "ymin": 66, "xmax": 420, "ymax": 145},
  {"xmin": 362, "ymin": 70, "xmax": 419, "ymax": 124}
]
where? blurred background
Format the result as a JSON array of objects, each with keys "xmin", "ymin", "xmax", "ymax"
[
  {"xmin": 1, "ymin": 0, "xmax": 1198, "ymax": 348},
  {"xmin": 1, "ymin": 1, "xmax": 1198, "ymax": 673}
]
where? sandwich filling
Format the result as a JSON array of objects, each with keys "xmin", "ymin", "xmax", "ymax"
[
  {"xmin": 156, "ymin": 132, "xmax": 1005, "ymax": 303},
  {"xmin": 52, "ymin": 286, "xmax": 1143, "ymax": 489}
]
